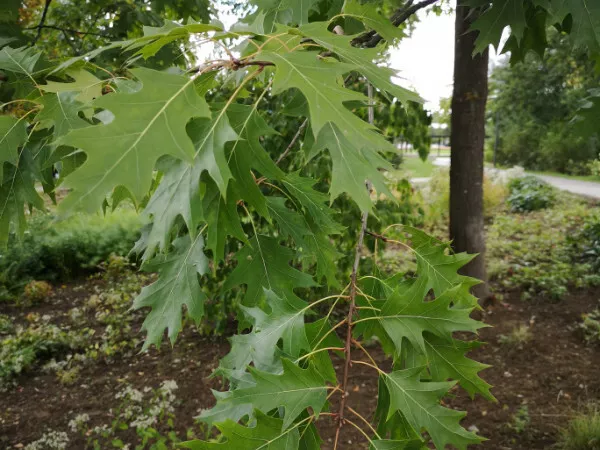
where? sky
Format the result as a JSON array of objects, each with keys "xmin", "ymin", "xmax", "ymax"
[
  {"xmin": 389, "ymin": 12, "xmax": 456, "ymax": 111},
  {"xmin": 389, "ymin": 9, "xmax": 507, "ymax": 111}
]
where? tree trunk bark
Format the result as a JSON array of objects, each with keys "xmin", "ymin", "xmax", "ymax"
[{"xmin": 450, "ymin": 2, "xmax": 490, "ymax": 299}]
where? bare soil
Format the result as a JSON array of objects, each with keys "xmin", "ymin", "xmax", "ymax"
[{"xmin": 1, "ymin": 280, "xmax": 599, "ymax": 450}]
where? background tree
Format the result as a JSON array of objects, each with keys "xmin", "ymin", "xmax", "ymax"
[
  {"xmin": 450, "ymin": 1, "xmax": 490, "ymax": 299},
  {"xmin": 489, "ymin": 31, "xmax": 599, "ymax": 174}
]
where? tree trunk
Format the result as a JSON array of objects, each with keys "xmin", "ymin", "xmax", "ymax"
[{"xmin": 450, "ymin": 2, "xmax": 490, "ymax": 299}]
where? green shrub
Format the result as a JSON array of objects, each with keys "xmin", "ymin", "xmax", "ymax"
[
  {"xmin": 557, "ymin": 406, "xmax": 600, "ymax": 450},
  {"xmin": 579, "ymin": 308, "xmax": 600, "ymax": 345},
  {"xmin": 0, "ymin": 314, "xmax": 12, "ymax": 334},
  {"xmin": 571, "ymin": 214, "xmax": 600, "ymax": 271},
  {"xmin": 487, "ymin": 200, "xmax": 599, "ymax": 300},
  {"xmin": 0, "ymin": 323, "xmax": 89, "ymax": 388},
  {"xmin": 22, "ymin": 280, "xmax": 53, "ymax": 305},
  {"xmin": 0, "ymin": 210, "xmax": 141, "ymax": 300},
  {"xmin": 507, "ymin": 176, "xmax": 555, "ymax": 212}
]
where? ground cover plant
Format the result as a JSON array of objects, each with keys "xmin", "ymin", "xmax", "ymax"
[{"xmin": 2, "ymin": 0, "xmax": 600, "ymax": 449}]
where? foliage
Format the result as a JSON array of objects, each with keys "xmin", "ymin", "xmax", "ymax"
[
  {"xmin": 0, "ymin": 320, "xmax": 89, "ymax": 388},
  {"xmin": 0, "ymin": 210, "xmax": 141, "ymax": 300},
  {"xmin": 22, "ymin": 279, "xmax": 52, "ymax": 305},
  {"xmin": 24, "ymin": 430, "xmax": 70, "ymax": 450},
  {"xmin": 69, "ymin": 380, "xmax": 197, "ymax": 450},
  {"xmin": 2, "ymin": 0, "xmax": 600, "ymax": 448},
  {"xmin": 507, "ymin": 175, "xmax": 556, "ymax": 212},
  {"xmin": 488, "ymin": 197, "xmax": 600, "ymax": 300},
  {"xmin": 0, "ymin": 313, "xmax": 12, "ymax": 334},
  {"xmin": 570, "ymin": 213, "xmax": 600, "ymax": 271},
  {"xmin": 557, "ymin": 405, "xmax": 600, "ymax": 450},
  {"xmin": 578, "ymin": 307, "xmax": 600, "ymax": 346},
  {"xmin": 498, "ymin": 325, "xmax": 532, "ymax": 349},
  {"xmin": 509, "ymin": 405, "xmax": 530, "ymax": 435},
  {"xmin": 488, "ymin": 32, "xmax": 599, "ymax": 174}
]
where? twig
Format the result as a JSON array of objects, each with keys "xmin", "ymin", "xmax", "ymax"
[
  {"xmin": 30, "ymin": 0, "xmax": 53, "ymax": 46},
  {"xmin": 365, "ymin": 230, "xmax": 389, "ymax": 242},
  {"xmin": 334, "ymin": 82, "xmax": 375, "ymax": 449},
  {"xmin": 275, "ymin": 118, "xmax": 308, "ymax": 165},
  {"xmin": 27, "ymin": 25, "xmax": 106, "ymax": 37},
  {"xmin": 351, "ymin": 0, "xmax": 440, "ymax": 48}
]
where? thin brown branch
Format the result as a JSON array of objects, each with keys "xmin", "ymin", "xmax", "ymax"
[
  {"xmin": 275, "ymin": 118, "xmax": 308, "ymax": 165},
  {"xmin": 351, "ymin": 0, "xmax": 440, "ymax": 48},
  {"xmin": 31, "ymin": 0, "xmax": 53, "ymax": 46},
  {"xmin": 334, "ymin": 81, "xmax": 376, "ymax": 449},
  {"xmin": 365, "ymin": 229, "xmax": 390, "ymax": 242},
  {"xmin": 27, "ymin": 24, "xmax": 106, "ymax": 37}
]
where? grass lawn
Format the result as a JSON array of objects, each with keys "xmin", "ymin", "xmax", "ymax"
[
  {"xmin": 527, "ymin": 170, "xmax": 600, "ymax": 183},
  {"xmin": 399, "ymin": 155, "xmax": 436, "ymax": 178}
]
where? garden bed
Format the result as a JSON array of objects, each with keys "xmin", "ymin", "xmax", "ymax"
[{"xmin": 1, "ymin": 274, "xmax": 599, "ymax": 449}]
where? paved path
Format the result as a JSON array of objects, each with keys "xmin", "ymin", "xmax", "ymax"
[
  {"xmin": 534, "ymin": 174, "xmax": 600, "ymax": 199},
  {"xmin": 409, "ymin": 157, "xmax": 600, "ymax": 199}
]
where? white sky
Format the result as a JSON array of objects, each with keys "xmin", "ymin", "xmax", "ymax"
[
  {"xmin": 389, "ymin": 9, "xmax": 507, "ymax": 111},
  {"xmin": 389, "ymin": 12, "xmax": 456, "ymax": 111}
]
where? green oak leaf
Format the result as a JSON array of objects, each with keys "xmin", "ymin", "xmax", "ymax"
[
  {"xmin": 247, "ymin": 0, "xmax": 318, "ymax": 31},
  {"xmin": 41, "ymin": 69, "xmax": 103, "ymax": 104},
  {"xmin": 370, "ymin": 439, "xmax": 426, "ymax": 450},
  {"xmin": 35, "ymin": 92, "xmax": 89, "ymax": 139},
  {"xmin": 219, "ymin": 289, "xmax": 310, "ymax": 374},
  {"xmin": 137, "ymin": 157, "xmax": 204, "ymax": 259},
  {"xmin": 304, "ymin": 318, "xmax": 342, "ymax": 384},
  {"xmin": 188, "ymin": 109, "xmax": 238, "ymax": 197},
  {"xmin": 0, "ymin": 148, "xmax": 45, "ymax": 243},
  {"xmin": 223, "ymin": 235, "xmax": 316, "ymax": 306},
  {"xmin": 0, "ymin": 116, "xmax": 27, "ymax": 178},
  {"xmin": 469, "ymin": 0, "xmax": 527, "ymax": 54},
  {"xmin": 547, "ymin": 0, "xmax": 600, "ymax": 51},
  {"xmin": 296, "ymin": 23, "xmax": 422, "ymax": 104},
  {"xmin": 182, "ymin": 411, "xmax": 300, "ymax": 449},
  {"xmin": 342, "ymin": 0, "xmax": 405, "ymax": 43},
  {"xmin": 203, "ymin": 179, "xmax": 247, "ymax": 262},
  {"xmin": 225, "ymin": 103, "xmax": 284, "ymax": 181},
  {"xmin": 128, "ymin": 21, "xmax": 223, "ymax": 59},
  {"xmin": 282, "ymin": 172, "xmax": 344, "ymax": 235},
  {"xmin": 133, "ymin": 234, "xmax": 209, "ymax": 349},
  {"xmin": 383, "ymin": 367, "xmax": 484, "ymax": 450},
  {"xmin": 59, "ymin": 67, "xmax": 210, "ymax": 213},
  {"xmin": 299, "ymin": 421, "xmax": 322, "ymax": 450},
  {"xmin": 260, "ymin": 49, "xmax": 393, "ymax": 151},
  {"xmin": 0, "ymin": 46, "xmax": 41, "ymax": 75},
  {"xmin": 399, "ymin": 226, "xmax": 477, "ymax": 296},
  {"xmin": 267, "ymin": 196, "xmax": 341, "ymax": 286},
  {"xmin": 201, "ymin": 359, "xmax": 327, "ymax": 430},
  {"xmin": 377, "ymin": 278, "xmax": 485, "ymax": 355},
  {"xmin": 311, "ymin": 122, "xmax": 393, "ymax": 211},
  {"xmin": 424, "ymin": 335, "xmax": 494, "ymax": 401}
]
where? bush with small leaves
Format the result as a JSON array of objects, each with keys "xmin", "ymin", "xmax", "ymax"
[
  {"xmin": 22, "ymin": 280, "xmax": 53, "ymax": 305},
  {"xmin": 579, "ymin": 308, "xmax": 600, "ymax": 345},
  {"xmin": 0, "ymin": 314, "xmax": 13, "ymax": 335},
  {"xmin": 0, "ymin": 323, "xmax": 89, "ymax": 388},
  {"xmin": 507, "ymin": 176, "xmax": 556, "ymax": 212}
]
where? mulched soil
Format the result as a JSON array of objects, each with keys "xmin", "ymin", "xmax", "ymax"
[{"xmin": 1, "ymin": 280, "xmax": 599, "ymax": 449}]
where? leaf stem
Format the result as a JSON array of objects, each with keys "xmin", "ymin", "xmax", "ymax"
[{"xmin": 294, "ymin": 347, "xmax": 345, "ymax": 364}]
